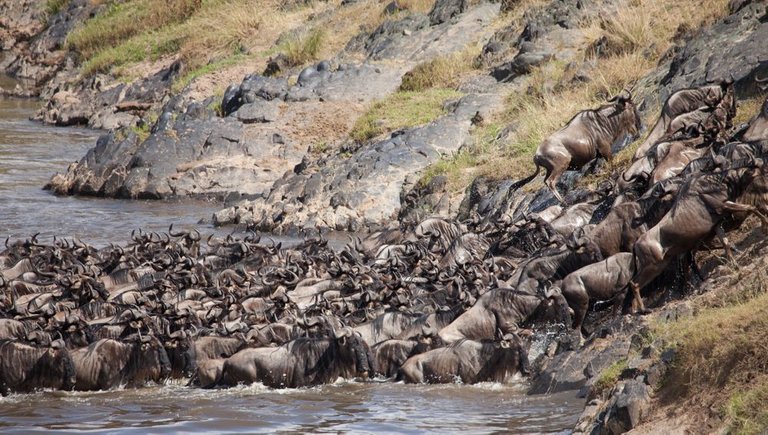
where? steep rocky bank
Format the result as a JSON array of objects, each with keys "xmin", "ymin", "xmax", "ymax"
[{"xmin": 3, "ymin": 0, "xmax": 768, "ymax": 432}]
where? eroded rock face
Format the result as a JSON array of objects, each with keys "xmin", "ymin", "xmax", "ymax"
[
  {"xmin": 660, "ymin": 1, "xmax": 768, "ymax": 98},
  {"xmin": 213, "ymin": 92, "xmax": 504, "ymax": 233},
  {"xmin": 1, "ymin": 0, "xmax": 103, "ymax": 96}
]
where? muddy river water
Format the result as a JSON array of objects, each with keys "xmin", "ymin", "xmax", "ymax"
[{"xmin": 0, "ymin": 97, "xmax": 583, "ymax": 433}]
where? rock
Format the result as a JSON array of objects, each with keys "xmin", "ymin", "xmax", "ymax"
[
  {"xmin": 263, "ymin": 54, "xmax": 291, "ymax": 77},
  {"xmin": 600, "ymin": 380, "xmax": 651, "ymax": 434},
  {"xmin": 491, "ymin": 49, "xmax": 554, "ymax": 82},
  {"xmin": 660, "ymin": 2, "xmax": 768, "ymax": 98},
  {"xmin": 363, "ymin": 14, "xmax": 431, "ymax": 60},
  {"xmin": 214, "ymin": 92, "xmax": 504, "ymax": 233},
  {"xmin": 428, "ymin": 0, "xmax": 468, "ymax": 25},
  {"xmin": 235, "ymin": 101, "xmax": 280, "ymax": 123},
  {"xmin": 528, "ymin": 337, "xmax": 632, "ymax": 395},
  {"xmin": 398, "ymin": 175, "xmax": 451, "ymax": 227}
]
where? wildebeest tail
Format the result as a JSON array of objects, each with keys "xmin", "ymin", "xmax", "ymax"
[{"xmin": 509, "ymin": 163, "xmax": 542, "ymax": 191}]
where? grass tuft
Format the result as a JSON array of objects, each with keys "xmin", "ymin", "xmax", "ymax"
[
  {"xmin": 45, "ymin": 0, "xmax": 69, "ymax": 16},
  {"xmin": 281, "ymin": 28, "xmax": 325, "ymax": 68},
  {"xmin": 592, "ymin": 359, "xmax": 628, "ymax": 397},
  {"xmin": 349, "ymin": 88, "xmax": 463, "ymax": 142},
  {"xmin": 400, "ymin": 47, "xmax": 481, "ymax": 92},
  {"xmin": 725, "ymin": 376, "xmax": 768, "ymax": 435}
]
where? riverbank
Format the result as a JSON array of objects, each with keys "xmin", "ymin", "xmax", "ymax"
[{"xmin": 2, "ymin": 0, "xmax": 768, "ymax": 433}]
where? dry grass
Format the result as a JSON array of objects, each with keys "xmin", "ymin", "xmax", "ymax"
[
  {"xmin": 735, "ymin": 93, "xmax": 768, "ymax": 126},
  {"xmin": 653, "ymin": 267, "xmax": 768, "ymax": 432},
  {"xmin": 67, "ymin": 0, "xmax": 203, "ymax": 59},
  {"xmin": 400, "ymin": 46, "xmax": 482, "ymax": 92},
  {"xmin": 434, "ymin": 0, "xmax": 732, "ymax": 188},
  {"xmin": 69, "ymin": 0, "xmax": 333, "ymax": 76},
  {"xmin": 349, "ymin": 88, "xmax": 463, "ymax": 142}
]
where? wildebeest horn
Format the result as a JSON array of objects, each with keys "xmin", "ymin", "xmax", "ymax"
[{"xmin": 334, "ymin": 327, "xmax": 353, "ymax": 339}]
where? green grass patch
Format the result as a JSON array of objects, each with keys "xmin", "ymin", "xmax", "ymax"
[
  {"xmin": 726, "ymin": 376, "xmax": 768, "ymax": 435},
  {"xmin": 592, "ymin": 359, "xmax": 628, "ymax": 397},
  {"xmin": 350, "ymin": 88, "xmax": 463, "ymax": 142},
  {"xmin": 280, "ymin": 28, "xmax": 325, "ymax": 68},
  {"xmin": 81, "ymin": 31, "xmax": 184, "ymax": 76},
  {"xmin": 45, "ymin": 0, "xmax": 69, "ymax": 16},
  {"xmin": 171, "ymin": 53, "xmax": 248, "ymax": 93},
  {"xmin": 67, "ymin": 0, "xmax": 202, "ymax": 59}
]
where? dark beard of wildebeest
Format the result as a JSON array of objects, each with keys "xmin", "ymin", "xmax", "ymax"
[
  {"xmin": 628, "ymin": 160, "xmax": 768, "ymax": 313},
  {"xmin": 510, "ymin": 90, "xmax": 642, "ymax": 203},
  {"xmin": 0, "ymin": 339, "xmax": 76, "ymax": 395},
  {"xmin": 215, "ymin": 329, "xmax": 374, "ymax": 388},
  {"xmin": 633, "ymin": 79, "xmax": 735, "ymax": 160},
  {"xmin": 437, "ymin": 288, "xmax": 570, "ymax": 343},
  {"xmin": 70, "ymin": 335, "xmax": 171, "ymax": 391},
  {"xmin": 397, "ymin": 335, "xmax": 529, "ymax": 384}
]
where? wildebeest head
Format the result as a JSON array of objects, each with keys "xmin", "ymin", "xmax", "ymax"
[
  {"xmin": 607, "ymin": 90, "xmax": 642, "ymax": 138},
  {"xmin": 126, "ymin": 334, "xmax": 172, "ymax": 384},
  {"xmin": 164, "ymin": 329, "xmax": 197, "ymax": 378},
  {"xmin": 333, "ymin": 328, "xmax": 374, "ymax": 379},
  {"xmin": 39, "ymin": 340, "xmax": 77, "ymax": 391}
]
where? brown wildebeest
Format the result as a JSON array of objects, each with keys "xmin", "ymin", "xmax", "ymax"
[
  {"xmin": 741, "ymin": 93, "xmax": 768, "ymax": 142},
  {"xmin": 215, "ymin": 328, "xmax": 374, "ymax": 388},
  {"xmin": 0, "ymin": 339, "xmax": 76, "ymax": 395},
  {"xmin": 633, "ymin": 79, "xmax": 734, "ymax": 159},
  {"xmin": 397, "ymin": 334, "xmax": 529, "ymax": 384},
  {"xmin": 559, "ymin": 252, "xmax": 635, "ymax": 334},
  {"xmin": 513, "ymin": 91, "xmax": 642, "ymax": 202},
  {"xmin": 628, "ymin": 161, "xmax": 768, "ymax": 313},
  {"xmin": 437, "ymin": 287, "xmax": 569, "ymax": 344}
]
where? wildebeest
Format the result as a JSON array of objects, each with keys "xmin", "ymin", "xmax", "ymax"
[
  {"xmin": 372, "ymin": 334, "xmax": 442, "ymax": 378},
  {"xmin": 629, "ymin": 161, "xmax": 766, "ymax": 312},
  {"xmin": 70, "ymin": 335, "xmax": 171, "ymax": 390},
  {"xmin": 353, "ymin": 309, "xmax": 459, "ymax": 347},
  {"xmin": 0, "ymin": 339, "xmax": 76, "ymax": 395},
  {"xmin": 216, "ymin": 328, "xmax": 374, "ymax": 388},
  {"xmin": 397, "ymin": 334, "xmax": 529, "ymax": 384},
  {"xmin": 559, "ymin": 252, "xmax": 635, "ymax": 333},
  {"xmin": 512, "ymin": 91, "xmax": 642, "ymax": 202},
  {"xmin": 634, "ymin": 80, "xmax": 734, "ymax": 159},
  {"xmin": 509, "ymin": 236, "xmax": 603, "ymax": 295},
  {"xmin": 437, "ymin": 287, "xmax": 569, "ymax": 343}
]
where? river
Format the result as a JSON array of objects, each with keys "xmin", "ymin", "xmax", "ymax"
[{"xmin": 0, "ymin": 97, "xmax": 583, "ymax": 433}]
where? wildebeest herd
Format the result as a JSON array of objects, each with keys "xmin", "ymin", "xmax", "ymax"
[{"xmin": 1, "ymin": 77, "xmax": 767, "ymax": 396}]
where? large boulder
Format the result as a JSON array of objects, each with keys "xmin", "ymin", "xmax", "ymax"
[{"xmin": 660, "ymin": 2, "xmax": 768, "ymax": 98}]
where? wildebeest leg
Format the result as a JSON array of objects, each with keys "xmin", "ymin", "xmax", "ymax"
[
  {"xmin": 536, "ymin": 153, "xmax": 567, "ymax": 203},
  {"xmin": 714, "ymin": 225, "xmax": 735, "ymax": 264},
  {"xmin": 629, "ymin": 282, "xmax": 646, "ymax": 314},
  {"xmin": 560, "ymin": 277, "xmax": 588, "ymax": 332},
  {"xmin": 723, "ymin": 201, "xmax": 768, "ymax": 229}
]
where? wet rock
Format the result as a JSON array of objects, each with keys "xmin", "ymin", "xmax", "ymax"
[
  {"xmin": 428, "ymin": 0, "xmax": 469, "ymax": 25},
  {"xmin": 398, "ymin": 175, "xmax": 451, "ymax": 227},
  {"xmin": 599, "ymin": 380, "xmax": 651, "ymax": 434},
  {"xmin": 528, "ymin": 337, "xmax": 632, "ymax": 395},
  {"xmin": 660, "ymin": 2, "xmax": 768, "ymax": 98}
]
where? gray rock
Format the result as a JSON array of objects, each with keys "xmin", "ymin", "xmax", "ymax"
[
  {"xmin": 235, "ymin": 101, "xmax": 280, "ymax": 123},
  {"xmin": 528, "ymin": 334, "xmax": 632, "ymax": 395},
  {"xmin": 428, "ymin": 0, "xmax": 468, "ymax": 25},
  {"xmin": 660, "ymin": 2, "xmax": 768, "ymax": 98},
  {"xmin": 214, "ymin": 92, "xmax": 504, "ymax": 233},
  {"xmin": 600, "ymin": 380, "xmax": 651, "ymax": 434}
]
